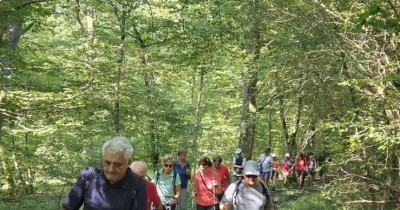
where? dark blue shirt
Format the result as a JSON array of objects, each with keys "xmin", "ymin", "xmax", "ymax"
[
  {"xmin": 173, "ymin": 160, "xmax": 190, "ymax": 189},
  {"xmin": 63, "ymin": 166, "xmax": 147, "ymax": 210}
]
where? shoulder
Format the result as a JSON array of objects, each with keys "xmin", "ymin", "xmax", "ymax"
[
  {"xmin": 225, "ymin": 181, "xmax": 239, "ymax": 193},
  {"xmin": 128, "ymin": 170, "xmax": 146, "ymax": 188},
  {"xmin": 145, "ymin": 180, "xmax": 157, "ymax": 189}
]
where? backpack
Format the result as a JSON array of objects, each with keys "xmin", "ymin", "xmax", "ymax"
[
  {"xmin": 155, "ymin": 169, "xmax": 178, "ymax": 194},
  {"xmin": 234, "ymin": 156, "xmax": 244, "ymax": 174},
  {"xmin": 233, "ymin": 180, "xmax": 269, "ymax": 206},
  {"xmin": 234, "ymin": 156, "xmax": 243, "ymax": 166},
  {"xmin": 83, "ymin": 166, "xmax": 138, "ymax": 209}
]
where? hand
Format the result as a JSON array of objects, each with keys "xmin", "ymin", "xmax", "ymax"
[{"xmin": 221, "ymin": 202, "xmax": 232, "ymax": 210}]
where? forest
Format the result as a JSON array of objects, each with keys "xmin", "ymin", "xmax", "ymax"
[{"xmin": 0, "ymin": 0, "xmax": 399, "ymax": 209}]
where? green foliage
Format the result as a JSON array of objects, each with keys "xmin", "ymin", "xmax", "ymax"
[{"xmin": 1, "ymin": 0, "xmax": 400, "ymax": 208}]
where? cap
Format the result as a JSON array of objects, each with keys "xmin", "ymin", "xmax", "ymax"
[
  {"xmin": 243, "ymin": 160, "xmax": 260, "ymax": 176},
  {"xmin": 285, "ymin": 153, "xmax": 290, "ymax": 157},
  {"xmin": 235, "ymin": 148, "xmax": 242, "ymax": 154},
  {"xmin": 271, "ymin": 153, "xmax": 276, "ymax": 158}
]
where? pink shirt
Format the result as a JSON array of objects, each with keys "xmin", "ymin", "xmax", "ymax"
[
  {"xmin": 214, "ymin": 165, "xmax": 230, "ymax": 191},
  {"xmin": 296, "ymin": 157, "xmax": 308, "ymax": 171},
  {"xmin": 194, "ymin": 170, "xmax": 221, "ymax": 206},
  {"xmin": 145, "ymin": 180, "xmax": 161, "ymax": 210}
]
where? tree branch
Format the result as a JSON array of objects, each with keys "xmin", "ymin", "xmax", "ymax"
[
  {"xmin": 386, "ymin": 0, "xmax": 399, "ymax": 18},
  {"xmin": 1, "ymin": 0, "xmax": 55, "ymax": 15},
  {"xmin": 344, "ymin": 200, "xmax": 400, "ymax": 204},
  {"xmin": 340, "ymin": 167, "xmax": 400, "ymax": 194},
  {"xmin": 74, "ymin": 0, "xmax": 85, "ymax": 30}
]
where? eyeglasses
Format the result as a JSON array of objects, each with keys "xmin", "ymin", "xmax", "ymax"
[
  {"xmin": 164, "ymin": 164, "xmax": 173, "ymax": 168},
  {"xmin": 245, "ymin": 174, "xmax": 258, "ymax": 179},
  {"xmin": 103, "ymin": 160, "xmax": 125, "ymax": 169}
]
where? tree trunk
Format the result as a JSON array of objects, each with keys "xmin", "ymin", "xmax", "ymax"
[
  {"xmin": 193, "ymin": 67, "xmax": 204, "ymax": 148},
  {"xmin": 113, "ymin": 8, "xmax": 128, "ymax": 134}
]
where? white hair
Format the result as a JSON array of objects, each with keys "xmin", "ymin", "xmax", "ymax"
[{"xmin": 102, "ymin": 136, "xmax": 133, "ymax": 160}]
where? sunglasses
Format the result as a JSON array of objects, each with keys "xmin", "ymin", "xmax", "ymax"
[
  {"xmin": 245, "ymin": 174, "xmax": 258, "ymax": 179},
  {"xmin": 164, "ymin": 164, "xmax": 173, "ymax": 168}
]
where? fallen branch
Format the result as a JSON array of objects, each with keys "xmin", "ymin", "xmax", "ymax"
[{"xmin": 344, "ymin": 199, "xmax": 400, "ymax": 204}]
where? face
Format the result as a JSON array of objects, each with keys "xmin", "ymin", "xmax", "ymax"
[
  {"xmin": 178, "ymin": 153, "xmax": 186, "ymax": 162},
  {"xmin": 213, "ymin": 161, "xmax": 221, "ymax": 169},
  {"xmin": 102, "ymin": 148, "xmax": 130, "ymax": 184},
  {"xmin": 163, "ymin": 160, "xmax": 174, "ymax": 173},
  {"xmin": 201, "ymin": 163, "xmax": 211, "ymax": 173},
  {"xmin": 244, "ymin": 174, "xmax": 259, "ymax": 187}
]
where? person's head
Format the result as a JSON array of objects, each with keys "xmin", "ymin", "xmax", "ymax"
[
  {"xmin": 299, "ymin": 152, "xmax": 304, "ymax": 159},
  {"xmin": 271, "ymin": 153, "xmax": 277, "ymax": 159},
  {"xmin": 264, "ymin": 147, "xmax": 271, "ymax": 154},
  {"xmin": 162, "ymin": 154, "xmax": 174, "ymax": 174},
  {"xmin": 213, "ymin": 155, "xmax": 223, "ymax": 169},
  {"xmin": 199, "ymin": 156, "xmax": 213, "ymax": 173},
  {"xmin": 130, "ymin": 161, "xmax": 147, "ymax": 179},
  {"xmin": 177, "ymin": 148, "xmax": 187, "ymax": 162},
  {"xmin": 102, "ymin": 136, "xmax": 133, "ymax": 184},
  {"xmin": 243, "ymin": 160, "xmax": 260, "ymax": 187},
  {"xmin": 285, "ymin": 153, "xmax": 290, "ymax": 160},
  {"xmin": 235, "ymin": 148, "xmax": 242, "ymax": 156}
]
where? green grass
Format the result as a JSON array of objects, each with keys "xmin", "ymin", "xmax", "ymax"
[
  {"xmin": 0, "ymin": 193, "xmax": 62, "ymax": 210},
  {"xmin": 277, "ymin": 189, "xmax": 335, "ymax": 210}
]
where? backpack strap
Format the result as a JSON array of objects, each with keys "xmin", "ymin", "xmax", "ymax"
[
  {"xmin": 84, "ymin": 167, "xmax": 97, "ymax": 192},
  {"xmin": 155, "ymin": 169, "xmax": 177, "ymax": 195},
  {"xmin": 130, "ymin": 173, "xmax": 138, "ymax": 210},
  {"xmin": 233, "ymin": 180, "xmax": 242, "ymax": 206},
  {"xmin": 155, "ymin": 169, "xmax": 161, "ymax": 186},
  {"xmin": 199, "ymin": 173, "xmax": 216, "ymax": 196},
  {"xmin": 233, "ymin": 180, "xmax": 270, "ymax": 206},
  {"xmin": 172, "ymin": 170, "xmax": 177, "ymax": 194}
]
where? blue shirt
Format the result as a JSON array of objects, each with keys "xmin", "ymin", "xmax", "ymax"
[
  {"xmin": 173, "ymin": 160, "xmax": 190, "ymax": 188},
  {"xmin": 63, "ymin": 166, "xmax": 147, "ymax": 210}
]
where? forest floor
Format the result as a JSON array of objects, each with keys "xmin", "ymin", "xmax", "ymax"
[
  {"xmin": 0, "ymin": 179, "xmax": 334, "ymax": 210},
  {"xmin": 271, "ymin": 181, "xmax": 335, "ymax": 210}
]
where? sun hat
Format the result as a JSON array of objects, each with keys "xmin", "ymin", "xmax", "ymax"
[
  {"xmin": 243, "ymin": 160, "xmax": 260, "ymax": 176},
  {"xmin": 285, "ymin": 153, "xmax": 290, "ymax": 157},
  {"xmin": 235, "ymin": 148, "xmax": 242, "ymax": 154},
  {"xmin": 271, "ymin": 153, "xmax": 276, "ymax": 158}
]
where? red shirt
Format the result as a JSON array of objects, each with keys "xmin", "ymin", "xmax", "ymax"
[
  {"xmin": 194, "ymin": 170, "xmax": 221, "ymax": 206},
  {"xmin": 296, "ymin": 157, "xmax": 308, "ymax": 171},
  {"xmin": 145, "ymin": 180, "xmax": 161, "ymax": 210},
  {"xmin": 214, "ymin": 164, "xmax": 230, "ymax": 191},
  {"xmin": 282, "ymin": 159, "xmax": 291, "ymax": 172}
]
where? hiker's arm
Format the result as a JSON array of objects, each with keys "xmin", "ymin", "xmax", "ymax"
[
  {"xmin": 62, "ymin": 168, "xmax": 90, "ymax": 210},
  {"xmin": 215, "ymin": 180, "xmax": 222, "ymax": 195},
  {"xmin": 226, "ymin": 169, "xmax": 231, "ymax": 183},
  {"xmin": 192, "ymin": 174, "xmax": 198, "ymax": 196},
  {"xmin": 155, "ymin": 203, "xmax": 163, "ymax": 210},
  {"xmin": 175, "ymin": 185, "xmax": 181, "ymax": 198}
]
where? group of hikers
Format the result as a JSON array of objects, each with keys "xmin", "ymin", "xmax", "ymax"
[{"xmin": 62, "ymin": 136, "xmax": 328, "ymax": 210}]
